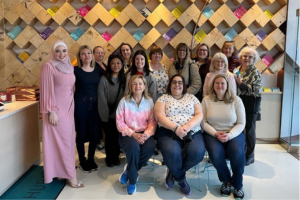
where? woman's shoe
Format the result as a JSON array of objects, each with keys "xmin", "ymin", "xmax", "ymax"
[
  {"xmin": 105, "ymin": 158, "xmax": 114, "ymax": 167},
  {"xmin": 113, "ymin": 160, "xmax": 121, "ymax": 166},
  {"xmin": 67, "ymin": 180, "xmax": 84, "ymax": 188}
]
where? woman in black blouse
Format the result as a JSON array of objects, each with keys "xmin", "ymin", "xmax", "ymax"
[{"xmin": 74, "ymin": 45, "xmax": 102, "ymax": 173}]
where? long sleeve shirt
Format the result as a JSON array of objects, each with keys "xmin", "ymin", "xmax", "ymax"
[
  {"xmin": 116, "ymin": 96, "xmax": 157, "ymax": 138},
  {"xmin": 201, "ymin": 96, "xmax": 246, "ymax": 140},
  {"xmin": 98, "ymin": 76, "xmax": 124, "ymax": 122}
]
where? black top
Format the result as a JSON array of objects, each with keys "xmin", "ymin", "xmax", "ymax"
[
  {"xmin": 74, "ymin": 65, "xmax": 102, "ymax": 98},
  {"xmin": 95, "ymin": 62, "xmax": 107, "ymax": 74}
]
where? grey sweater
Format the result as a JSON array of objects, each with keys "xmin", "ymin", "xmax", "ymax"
[
  {"xmin": 98, "ymin": 76, "xmax": 124, "ymax": 122},
  {"xmin": 168, "ymin": 60, "xmax": 202, "ymax": 95}
]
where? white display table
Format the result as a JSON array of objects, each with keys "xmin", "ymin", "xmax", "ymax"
[
  {"xmin": 0, "ymin": 101, "xmax": 40, "ymax": 196},
  {"xmin": 257, "ymin": 92, "xmax": 282, "ymax": 143}
]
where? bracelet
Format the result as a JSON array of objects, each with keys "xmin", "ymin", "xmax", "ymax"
[{"xmin": 173, "ymin": 125, "xmax": 178, "ymax": 133}]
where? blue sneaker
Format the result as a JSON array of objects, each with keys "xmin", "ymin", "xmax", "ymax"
[
  {"xmin": 127, "ymin": 184, "xmax": 137, "ymax": 195},
  {"xmin": 165, "ymin": 168, "xmax": 175, "ymax": 189},
  {"xmin": 119, "ymin": 164, "xmax": 128, "ymax": 185},
  {"xmin": 178, "ymin": 178, "xmax": 191, "ymax": 196}
]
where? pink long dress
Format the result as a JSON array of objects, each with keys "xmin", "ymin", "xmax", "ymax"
[{"xmin": 40, "ymin": 62, "xmax": 76, "ymax": 183}]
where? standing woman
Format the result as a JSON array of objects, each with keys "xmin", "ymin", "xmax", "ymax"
[
  {"xmin": 168, "ymin": 43, "xmax": 201, "ymax": 95},
  {"xmin": 40, "ymin": 40, "xmax": 83, "ymax": 187},
  {"xmin": 93, "ymin": 46, "xmax": 106, "ymax": 151},
  {"xmin": 120, "ymin": 43, "xmax": 134, "ymax": 73},
  {"xmin": 74, "ymin": 45, "xmax": 101, "ymax": 173},
  {"xmin": 93, "ymin": 46, "xmax": 107, "ymax": 72},
  {"xmin": 192, "ymin": 43, "xmax": 211, "ymax": 101},
  {"xmin": 149, "ymin": 45, "xmax": 169, "ymax": 102},
  {"xmin": 98, "ymin": 54, "xmax": 126, "ymax": 167},
  {"xmin": 202, "ymin": 53, "xmax": 237, "ymax": 98},
  {"xmin": 116, "ymin": 75, "xmax": 157, "ymax": 195},
  {"xmin": 221, "ymin": 41, "xmax": 241, "ymax": 73},
  {"xmin": 125, "ymin": 50, "xmax": 157, "ymax": 101},
  {"xmin": 202, "ymin": 74, "xmax": 246, "ymax": 199},
  {"xmin": 235, "ymin": 47, "xmax": 262, "ymax": 166}
]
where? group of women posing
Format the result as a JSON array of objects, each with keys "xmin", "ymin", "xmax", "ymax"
[{"xmin": 40, "ymin": 40, "xmax": 262, "ymax": 200}]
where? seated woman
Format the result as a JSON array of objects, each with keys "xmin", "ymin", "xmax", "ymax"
[
  {"xmin": 154, "ymin": 74, "xmax": 205, "ymax": 196},
  {"xmin": 202, "ymin": 74, "xmax": 246, "ymax": 199},
  {"xmin": 116, "ymin": 75, "xmax": 157, "ymax": 195}
]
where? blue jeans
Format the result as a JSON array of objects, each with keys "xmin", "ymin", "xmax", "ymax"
[
  {"xmin": 203, "ymin": 133, "xmax": 245, "ymax": 190},
  {"xmin": 74, "ymin": 97, "xmax": 100, "ymax": 163},
  {"xmin": 119, "ymin": 133, "xmax": 155, "ymax": 185},
  {"xmin": 156, "ymin": 127, "xmax": 205, "ymax": 182}
]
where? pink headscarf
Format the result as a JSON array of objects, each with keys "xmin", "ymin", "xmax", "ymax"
[{"xmin": 48, "ymin": 40, "xmax": 74, "ymax": 74}]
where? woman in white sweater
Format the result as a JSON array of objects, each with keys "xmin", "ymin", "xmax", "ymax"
[
  {"xmin": 201, "ymin": 74, "xmax": 246, "ymax": 200},
  {"xmin": 202, "ymin": 53, "xmax": 236, "ymax": 98}
]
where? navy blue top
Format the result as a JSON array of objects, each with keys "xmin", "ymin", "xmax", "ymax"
[{"xmin": 74, "ymin": 65, "xmax": 102, "ymax": 99}]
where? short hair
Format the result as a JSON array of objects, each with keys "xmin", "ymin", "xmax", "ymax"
[
  {"xmin": 125, "ymin": 75, "xmax": 150, "ymax": 100},
  {"xmin": 209, "ymin": 53, "xmax": 229, "ymax": 73},
  {"xmin": 209, "ymin": 74, "xmax": 235, "ymax": 103},
  {"xmin": 77, "ymin": 45, "xmax": 95, "ymax": 68},
  {"xmin": 149, "ymin": 45, "xmax": 163, "ymax": 60},
  {"xmin": 166, "ymin": 74, "xmax": 187, "ymax": 95},
  {"xmin": 173, "ymin": 43, "xmax": 190, "ymax": 67},
  {"xmin": 195, "ymin": 43, "xmax": 211, "ymax": 59},
  {"xmin": 221, "ymin": 41, "xmax": 238, "ymax": 56},
  {"xmin": 238, "ymin": 46, "xmax": 259, "ymax": 64},
  {"xmin": 129, "ymin": 50, "xmax": 150, "ymax": 76},
  {"xmin": 93, "ymin": 46, "xmax": 105, "ymax": 54},
  {"xmin": 104, "ymin": 54, "xmax": 125, "ymax": 87}
]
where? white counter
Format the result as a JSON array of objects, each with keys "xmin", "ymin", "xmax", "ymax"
[
  {"xmin": 0, "ymin": 101, "xmax": 39, "ymax": 120},
  {"xmin": 257, "ymin": 92, "xmax": 282, "ymax": 143},
  {"xmin": 0, "ymin": 101, "xmax": 40, "ymax": 196}
]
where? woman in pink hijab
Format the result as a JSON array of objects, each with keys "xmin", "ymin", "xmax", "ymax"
[{"xmin": 40, "ymin": 41, "xmax": 84, "ymax": 188}]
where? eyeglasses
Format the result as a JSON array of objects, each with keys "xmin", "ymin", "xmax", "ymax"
[
  {"xmin": 242, "ymin": 55, "xmax": 254, "ymax": 59},
  {"xmin": 178, "ymin": 49, "xmax": 186, "ymax": 52},
  {"xmin": 198, "ymin": 49, "xmax": 208, "ymax": 52},
  {"xmin": 171, "ymin": 80, "xmax": 183, "ymax": 85}
]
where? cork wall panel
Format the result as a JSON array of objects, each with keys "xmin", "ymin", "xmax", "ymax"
[{"xmin": 0, "ymin": 0, "xmax": 287, "ymax": 91}]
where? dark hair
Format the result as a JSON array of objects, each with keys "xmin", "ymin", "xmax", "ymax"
[
  {"xmin": 120, "ymin": 43, "xmax": 134, "ymax": 59},
  {"xmin": 149, "ymin": 45, "xmax": 163, "ymax": 60},
  {"xmin": 129, "ymin": 50, "xmax": 150, "ymax": 76},
  {"xmin": 166, "ymin": 74, "xmax": 187, "ymax": 95},
  {"xmin": 192, "ymin": 43, "xmax": 211, "ymax": 61},
  {"xmin": 104, "ymin": 54, "xmax": 126, "ymax": 88}
]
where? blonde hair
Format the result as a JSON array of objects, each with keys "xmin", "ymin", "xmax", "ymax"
[
  {"xmin": 209, "ymin": 74, "xmax": 235, "ymax": 103},
  {"xmin": 173, "ymin": 43, "xmax": 190, "ymax": 67},
  {"xmin": 238, "ymin": 46, "xmax": 259, "ymax": 64},
  {"xmin": 209, "ymin": 52, "xmax": 229, "ymax": 73},
  {"xmin": 77, "ymin": 45, "xmax": 95, "ymax": 68},
  {"xmin": 125, "ymin": 75, "xmax": 150, "ymax": 100}
]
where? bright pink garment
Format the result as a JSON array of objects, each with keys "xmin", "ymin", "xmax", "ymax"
[{"xmin": 40, "ymin": 62, "xmax": 76, "ymax": 183}]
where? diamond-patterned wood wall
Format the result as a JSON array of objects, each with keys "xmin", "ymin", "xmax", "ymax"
[{"xmin": 0, "ymin": 0, "xmax": 287, "ymax": 91}]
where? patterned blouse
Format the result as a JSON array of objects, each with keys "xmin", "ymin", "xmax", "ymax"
[
  {"xmin": 236, "ymin": 65, "xmax": 262, "ymax": 97},
  {"xmin": 157, "ymin": 93, "xmax": 201, "ymax": 133},
  {"xmin": 150, "ymin": 64, "xmax": 169, "ymax": 95},
  {"xmin": 116, "ymin": 96, "xmax": 157, "ymax": 138}
]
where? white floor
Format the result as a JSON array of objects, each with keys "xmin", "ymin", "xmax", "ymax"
[{"xmin": 56, "ymin": 144, "xmax": 299, "ymax": 200}]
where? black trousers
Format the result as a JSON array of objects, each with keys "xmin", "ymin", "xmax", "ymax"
[
  {"xmin": 245, "ymin": 113, "xmax": 257, "ymax": 159},
  {"xmin": 102, "ymin": 118, "xmax": 120, "ymax": 163},
  {"xmin": 239, "ymin": 95, "xmax": 261, "ymax": 159},
  {"xmin": 75, "ymin": 97, "xmax": 100, "ymax": 163}
]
